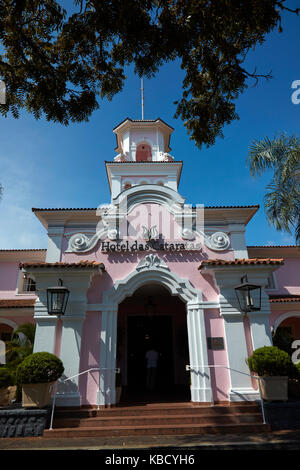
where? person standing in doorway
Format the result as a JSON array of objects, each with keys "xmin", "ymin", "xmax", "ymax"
[{"xmin": 145, "ymin": 345, "xmax": 159, "ymax": 391}]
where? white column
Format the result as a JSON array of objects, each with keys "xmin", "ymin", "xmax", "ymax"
[
  {"xmin": 56, "ymin": 316, "xmax": 84, "ymax": 407},
  {"xmin": 98, "ymin": 307, "xmax": 118, "ymax": 407},
  {"xmin": 228, "ymin": 224, "xmax": 248, "ymax": 259},
  {"xmin": 33, "ymin": 290, "xmax": 57, "ymax": 353},
  {"xmin": 187, "ymin": 303, "xmax": 212, "ymax": 403},
  {"xmin": 222, "ymin": 310, "xmax": 259, "ymax": 401},
  {"xmin": 46, "ymin": 225, "xmax": 64, "ymax": 262}
]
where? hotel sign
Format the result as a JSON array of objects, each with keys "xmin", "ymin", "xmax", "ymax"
[{"xmin": 101, "ymin": 239, "xmax": 196, "ymax": 252}]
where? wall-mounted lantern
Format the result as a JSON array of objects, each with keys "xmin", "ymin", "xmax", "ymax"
[
  {"xmin": 234, "ymin": 275, "xmax": 261, "ymax": 313},
  {"xmin": 46, "ymin": 279, "xmax": 70, "ymax": 316}
]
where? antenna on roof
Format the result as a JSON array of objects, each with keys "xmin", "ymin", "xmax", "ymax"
[{"xmin": 141, "ymin": 78, "xmax": 144, "ymax": 120}]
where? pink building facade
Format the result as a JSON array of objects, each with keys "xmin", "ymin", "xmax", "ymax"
[{"xmin": 0, "ymin": 118, "xmax": 299, "ymax": 407}]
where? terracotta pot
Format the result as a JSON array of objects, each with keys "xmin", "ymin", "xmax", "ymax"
[
  {"xmin": 22, "ymin": 381, "xmax": 56, "ymax": 408},
  {"xmin": 0, "ymin": 386, "xmax": 17, "ymax": 406},
  {"xmin": 260, "ymin": 376, "xmax": 288, "ymax": 401}
]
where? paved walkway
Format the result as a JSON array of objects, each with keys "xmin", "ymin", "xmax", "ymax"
[{"xmin": 0, "ymin": 430, "xmax": 300, "ymax": 450}]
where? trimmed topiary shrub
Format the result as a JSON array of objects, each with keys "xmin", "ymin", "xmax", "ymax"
[
  {"xmin": 17, "ymin": 352, "xmax": 64, "ymax": 385},
  {"xmin": 0, "ymin": 368, "xmax": 13, "ymax": 389},
  {"xmin": 247, "ymin": 346, "xmax": 294, "ymax": 376}
]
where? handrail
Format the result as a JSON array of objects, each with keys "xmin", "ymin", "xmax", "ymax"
[
  {"xmin": 186, "ymin": 364, "xmax": 266, "ymax": 424},
  {"xmin": 49, "ymin": 367, "xmax": 120, "ymax": 430}
]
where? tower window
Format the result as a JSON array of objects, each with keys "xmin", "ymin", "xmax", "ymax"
[{"xmin": 136, "ymin": 143, "xmax": 152, "ymax": 162}]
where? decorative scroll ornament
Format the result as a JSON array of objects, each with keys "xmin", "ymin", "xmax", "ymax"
[
  {"xmin": 136, "ymin": 254, "xmax": 169, "ymax": 271},
  {"xmin": 204, "ymin": 232, "xmax": 230, "ymax": 251},
  {"xmin": 159, "ymin": 152, "xmax": 174, "ymax": 162},
  {"xmin": 181, "ymin": 228, "xmax": 195, "ymax": 241},
  {"xmin": 142, "ymin": 225, "xmax": 158, "ymax": 241}
]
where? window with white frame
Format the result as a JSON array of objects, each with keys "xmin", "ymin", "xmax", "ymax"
[{"xmin": 19, "ymin": 274, "xmax": 36, "ymax": 293}]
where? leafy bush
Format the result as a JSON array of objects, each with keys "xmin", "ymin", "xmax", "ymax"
[
  {"xmin": 247, "ymin": 346, "xmax": 294, "ymax": 377},
  {"xmin": 0, "ymin": 367, "xmax": 13, "ymax": 389},
  {"xmin": 17, "ymin": 352, "xmax": 64, "ymax": 385}
]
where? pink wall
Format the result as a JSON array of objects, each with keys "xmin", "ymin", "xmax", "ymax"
[
  {"xmin": 0, "ymin": 262, "xmax": 19, "ymax": 295},
  {"xmin": 204, "ymin": 309, "xmax": 231, "ymax": 402},
  {"xmin": 271, "ymin": 258, "xmax": 300, "ymax": 295}
]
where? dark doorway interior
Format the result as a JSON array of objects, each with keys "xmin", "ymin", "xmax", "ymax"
[
  {"xmin": 122, "ymin": 313, "xmax": 189, "ymax": 404},
  {"xmin": 127, "ymin": 314, "xmax": 174, "ymax": 392}
]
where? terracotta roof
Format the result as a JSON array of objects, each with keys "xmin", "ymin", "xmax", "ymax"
[
  {"xmin": 0, "ymin": 299, "xmax": 36, "ymax": 308},
  {"xmin": 105, "ymin": 160, "xmax": 182, "ymax": 164},
  {"xmin": 248, "ymin": 245, "xmax": 298, "ymax": 248},
  {"xmin": 32, "ymin": 204, "xmax": 259, "ymax": 212},
  {"xmin": 113, "ymin": 117, "xmax": 174, "ymax": 131},
  {"xmin": 19, "ymin": 261, "xmax": 105, "ymax": 270},
  {"xmin": 199, "ymin": 258, "xmax": 284, "ymax": 269},
  {"xmin": 269, "ymin": 296, "xmax": 300, "ymax": 303},
  {"xmin": 0, "ymin": 249, "xmax": 46, "ymax": 252},
  {"xmin": 32, "ymin": 208, "xmax": 96, "ymax": 212}
]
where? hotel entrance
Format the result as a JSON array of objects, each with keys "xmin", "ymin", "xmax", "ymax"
[{"xmin": 117, "ymin": 284, "xmax": 190, "ymax": 404}]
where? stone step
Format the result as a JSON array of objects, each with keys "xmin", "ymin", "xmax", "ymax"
[
  {"xmin": 53, "ymin": 412, "xmax": 263, "ymax": 428},
  {"xmin": 54, "ymin": 403, "xmax": 261, "ymax": 419},
  {"xmin": 44, "ymin": 422, "xmax": 270, "ymax": 438}
]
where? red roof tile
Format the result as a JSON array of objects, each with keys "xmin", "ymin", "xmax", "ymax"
[
  {"xmin": 19, "ymin": 261, "xmax": 105, "ymax": 270},
  {"xmin": 199, "ymin": 258, "xmax": 284, "ymax": 269},
  {"xmin": 269, "ymin": 296, "xmax": 300, "ymax": 303}
]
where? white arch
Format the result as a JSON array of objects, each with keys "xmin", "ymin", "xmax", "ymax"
[
  {"xmin": 98, "ymin": 254, "xmax": 211, "ymax": 407},
  {"xmin": 0, "ymin": 318, "xmax": 18, "ymax": 330},
  {"xmin": 101, "ymin": 254, "xmax": 202, "ymax": 309},
  {"xmin": 273, "ymin": 311, "xmax": 300, "ymax": 333}
]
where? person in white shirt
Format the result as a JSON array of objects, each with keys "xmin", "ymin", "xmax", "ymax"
[{"xmin": 145, "ymin": 347, "xmax": 159, "ymax": 391}]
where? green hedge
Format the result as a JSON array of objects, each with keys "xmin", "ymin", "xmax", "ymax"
[
  {"xmin": 247, "ymin": 346, "xmax": 295, "ymax": 377},
  {"xmin": 17, "ymin": 352, "xmax": 64, "ymax": 385}
]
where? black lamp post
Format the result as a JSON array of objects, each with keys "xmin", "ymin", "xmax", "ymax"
[
  {"xmin": 234, "ymin": 275, "xmax": 261, "ymax": 313},
  {"xmin": 46, "ymin": 279, "xmax": 70, "ymax": 316}
]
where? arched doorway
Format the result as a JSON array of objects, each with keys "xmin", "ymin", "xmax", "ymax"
[
  {"xmin": 98, "ymin": 254, "xmax": 211, "ymax": 407},
  {"xmin": 117, "ymin": 284, "xmax": 190, "ymax": 404},
  {"xmin": 273, "ymin": 312, "xmax": 300, "ymax": 354}
]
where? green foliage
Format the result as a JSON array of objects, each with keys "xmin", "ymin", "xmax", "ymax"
[
  {"xmin": 295, "ymin": 362, "xmax": 300, "ymax": 377},
  {"xmin": 17, "ymin": 352, "xmax": 64, "ymax": 385},
  {"xmin": 5, "ymin": 323, "xmax": 36, "ymax": 365},
  {"xmin": 0, "ymin": 1, "xmax": 299, "ymax": 147},
  {"xmin": 272, "ymin": 327, "xmax": 295, "ymax": 356},
  {"xmin": 0, "ymin": 367, "xmax": 14, "ymax": 389},
  {"xmin": 247, "ymin": 133, "xmax": 300, "ymax": 243},
  {"xmin": 247, "ymin": 346, "xmax": 295, "ymax": 377}
]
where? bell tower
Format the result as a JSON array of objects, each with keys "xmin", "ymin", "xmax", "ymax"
[{"xmin": 106, "ymin": 118, "xmax": 183, "ymax": 200}]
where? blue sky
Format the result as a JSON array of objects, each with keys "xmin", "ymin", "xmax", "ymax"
[{"xmin": 0, "ymin": 4, "xmax": 299, "ymax": 249}]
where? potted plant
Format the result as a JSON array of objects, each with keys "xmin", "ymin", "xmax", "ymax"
[
  {"xmin": 17, "ymin": 352, "xmax": 64, "ymax": 408},
  {"xmin": 247, "ymin": 346, "xmax": 294, "ymax": 401},
  {"xmin": 0, "ymin": 367, "xmax": 17, "ymax": 406}
]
